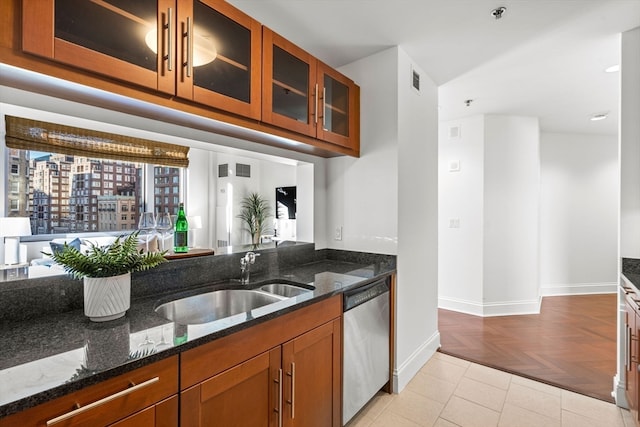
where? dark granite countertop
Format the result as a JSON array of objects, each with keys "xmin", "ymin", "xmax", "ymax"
[
  {"xmin": 622, "ymin": 258, "xmax": 640, "ymax": 290},
  {"xmin": 0, "ymin": 252, "xmax": 395, "ymax": 418}
]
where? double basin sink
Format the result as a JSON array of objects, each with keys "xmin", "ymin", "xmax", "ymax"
[{"xmin": 155, "ymin": 282, "xmax": 314, "ymax": 325}]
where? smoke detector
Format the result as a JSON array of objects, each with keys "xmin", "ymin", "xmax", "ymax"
[{"xmin": 491, "ymin": 7, "xmax": 507, "ymax": 20}]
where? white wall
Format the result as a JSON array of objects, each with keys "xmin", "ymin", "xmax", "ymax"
[
  {"xmin": 328, "ymin": 48, "xmax": 398, "ymax": 255},
  {"xmin": 616, "ymin": 25, "xmax": 640, "ymax": 408},
  {"xmin": 483, "ymin": 116, "xmax": 540, "ymax": 311},
  {"xmin": 540, "ymin": 132, "xmax": 618, "ymax": 295},
  {"xmin": 620, "ymin": 27, "xmax": 640, "ymax": 259},
  {"xmin": 338, "ymin": 47, "xmax": 440, "ymax": 392},
  {"xmin": 438, "ymin": 116, "xmax": 485, "ymax": 306},
  {"xmin": 395, "ymin": 48, "xmax": 440, "ymax": 391},
  {"xmin": 438, "ymin": 114, "xmax": 540, "ymax": 316}
]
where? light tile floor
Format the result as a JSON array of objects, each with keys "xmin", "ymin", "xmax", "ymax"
[{"xmin": 346, "ymin": 352, "xmax": 635, "ymax": 427}]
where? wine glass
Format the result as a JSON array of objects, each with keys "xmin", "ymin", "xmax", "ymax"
[
  {"xmin": 155, "ymin": 212, "xmax": 173, "ymax": 252},
  {"xmin": 138, "ymin": 212, "xmax": 156, "ymax": 252}
]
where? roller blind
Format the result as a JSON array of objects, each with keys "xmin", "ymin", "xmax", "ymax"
[{"xmin": 5, "ymin": 115, "xmax": 189, "ymax": 167}]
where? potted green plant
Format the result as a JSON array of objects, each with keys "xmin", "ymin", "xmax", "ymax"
[
  {"xmin": 237, "ymin": 192, "xmax": 272, "ymax": 245},
  {"xmin": 46, "ymin": 232, "xmax": 166, "ymax": 322}
]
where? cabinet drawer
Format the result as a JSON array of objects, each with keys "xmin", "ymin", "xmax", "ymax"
[{"xmin": 0, "ymin": 356, "xmax": 178, "ymax": 427}]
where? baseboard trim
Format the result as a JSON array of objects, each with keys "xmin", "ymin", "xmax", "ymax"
[
  {"xmin": 392, "ymin": 330, "xmax": 440, "ymax": 393},
  {"xmin": 438, "ymin": 296, "xmax": 541, "ymax": 317},
  {"xmin": 540, "ymin": 282, "xmax": 618, "ymax": 296},
  {"xmin": 613, "ymin": 374, "xmax": 628, "ymax": 408}
]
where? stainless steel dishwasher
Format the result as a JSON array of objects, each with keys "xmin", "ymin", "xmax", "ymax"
[{"xmin": 343, "ymin": 277, "xmax": 390, "ymax": 424}]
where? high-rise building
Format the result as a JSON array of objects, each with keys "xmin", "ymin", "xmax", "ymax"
[{"xmin": 6, "ymin": 148, "xmax": 30, "ymax": 219}]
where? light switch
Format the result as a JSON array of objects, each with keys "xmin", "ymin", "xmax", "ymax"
[
  {"xmin": 335, "ymin": 226, "xmax": 343, "ymax": 241},
  {"xmin": 449, "ymin": 218, "xmax": 460, "ymax": 228},
  {"xmin": 449, "ymin": 160, "xmax": 461, "ymax": 172}
]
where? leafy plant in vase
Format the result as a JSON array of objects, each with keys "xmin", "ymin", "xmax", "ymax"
[
  {"xmin": 46, "ymin": 232, "xmax": 166, "ymax": 322},
  {"xmin": 238, "ymin": 192, "xmax": 272, "ymax": 246}
]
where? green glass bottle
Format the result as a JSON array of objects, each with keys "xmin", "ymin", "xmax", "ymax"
[{"xmin": 173, "ymin": 203, "xmax": 189, "ymax": 253}]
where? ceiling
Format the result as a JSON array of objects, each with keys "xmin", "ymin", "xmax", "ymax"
[{"xmin": 229, "ymin": 0, "xmax": 640, "ymax": 136}]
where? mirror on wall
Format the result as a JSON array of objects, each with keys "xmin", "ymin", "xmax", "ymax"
[{"xmin": 0, "ymin": 107, "xmax": 313, "ymax": 282}]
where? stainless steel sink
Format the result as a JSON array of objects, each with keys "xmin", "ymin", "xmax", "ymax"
[
  {"xmin": 155, "ymin": 289, "xmax": 286, "ymax": 325},
  {"xmin": 259, "ymin": 283, "xmax": 313, "ymax": 298}
]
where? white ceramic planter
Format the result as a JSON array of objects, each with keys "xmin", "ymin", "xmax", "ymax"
[{"xmin": 83, "ymin": 273, "xmax": 131, "ymax": 322}]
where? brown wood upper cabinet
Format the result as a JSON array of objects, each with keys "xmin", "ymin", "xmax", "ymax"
[
  {"xmin": 22, "ymin": 0, "xmax": 262, "ymax": 120},
  {"xmin": 175, "ymin": 0, "xmax": 262, "ymax": 120},
  {"xmin": 262, "ymin": 27, "xmax": 360, "ymax": 151}
]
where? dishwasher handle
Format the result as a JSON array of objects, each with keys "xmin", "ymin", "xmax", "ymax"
[{"xmin": 343, "ymin": 278, "xmax": 389, "ymax": 312}]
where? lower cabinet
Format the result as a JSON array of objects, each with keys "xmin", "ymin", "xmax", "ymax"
[
  {"xmin": 1, "ymin": 297, "xmax": 342, "ymax": 427},
  {"xmin": 0, "ymin": 356, "xmax": 179, "ymax": 427},
  {"xmin": 111, "ymin": 396, "xmax": 178, "ymax": 427},
  {"xmin": 181, "ymin": 348, "xmax": 281, "ymax": 426},
  {"xmin": 282, "ymin": 320, "xmax": 341, "ymax": 427},
  {"xmin": 624, "ymin": 289, "xmax": 640, "ymax": 425},
  {"xmin": 179, "ymin": 295, "xmax": 342, "ymax": 427}
]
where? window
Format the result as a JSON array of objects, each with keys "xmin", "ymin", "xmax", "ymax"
[
  {"xmin": 4, "ymin": 116, "xmax": 188, "ymax": 236},
  {"xmin": 4, "ymin": 150, "xmax": 185, "ymax": 236}
]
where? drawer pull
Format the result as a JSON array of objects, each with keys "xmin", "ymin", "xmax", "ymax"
[{"xmin": 45, "ymin": 377, "xmax": 160, "ymax": 426}]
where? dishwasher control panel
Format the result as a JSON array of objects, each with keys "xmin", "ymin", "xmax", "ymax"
[{"xmin": 343, "ymin": 278, "xmax": 389, "ymax": 311}]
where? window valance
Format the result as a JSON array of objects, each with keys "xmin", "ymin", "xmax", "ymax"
[{"xmin": 5, "ymin": 115, "xmax": 189, "ymax": 167}]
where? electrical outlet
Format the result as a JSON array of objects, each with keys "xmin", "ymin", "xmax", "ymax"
[{"xmin": 335, "ymin": 226, "xmax": 343, "ymax": 241}]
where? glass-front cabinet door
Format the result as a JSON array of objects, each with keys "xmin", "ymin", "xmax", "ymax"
[
  {"xmin": 262, "ymin": 27, "xmax": 317, "ymax": 137},
  {"xmin": 176, "ymin": 0, "xmax": 262, "ymax": 120},
  {"xmin": 263, "ymin": 27, "xmax": 359, "ymax": 151},
  {"xmin": 317, "ymin": 63, "xmax": 360, "ymax": 150},
  {"xmin": 22, "ymin": 0, "xmax": 176, "ymax": 94}
]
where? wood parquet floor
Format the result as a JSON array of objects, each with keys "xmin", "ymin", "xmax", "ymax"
[{"xmin": 438, "ymin": 294, "xmax": 617, "ymax": 403}]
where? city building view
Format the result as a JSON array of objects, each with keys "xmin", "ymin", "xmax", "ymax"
[{"xmin": 6, "ymin": 149, "xmax": 182, "ymax": 236}]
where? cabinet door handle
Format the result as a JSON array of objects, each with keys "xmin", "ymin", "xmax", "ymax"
[
  {"xmin": 165, "ymin": 7, "xmax": 173, "ymax": 71},
  {"xmin": 275, "ymin": 368, "xmax": 283, "ymax": 427},
  {"xmin": 286, "ymin": 362, "xmax": 296, "ymax": 419},
  {"xmin": 322, "ymin": 87, "xmax": 327, "ymax": 130},
  {"xmin": 627, "ymin": 325, "xmax": 632, "ymax": 370},
  {"xmin": 183, "ymin": 17, "xmax": 193, "ymax": 78},
  {"xmin": 314, "ymin": 83, "xmax": 319, "ymax": 124},
  {"xmin": 45, "ymin": 377, "xmax": 159, "ymax": 426}
]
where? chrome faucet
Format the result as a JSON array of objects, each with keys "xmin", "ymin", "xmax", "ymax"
[{"xmin": 240, "ymin": 251, "xmax": 260, "ymax": 284}]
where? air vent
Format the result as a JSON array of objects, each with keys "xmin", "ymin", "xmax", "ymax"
[
  {"xmin": 217, "ymin": 239, "xmax": 228, "ymax": 247},
  {"xmin": 236, "ymin": 163, "xmax": 251, "ymax": 178},
  {"xmin": 411, "ymin": 68, "xmax": 420, "ymax": 93},
  {"xmin": 218, "ymin": 164, "xmax": 228, "ymax": 178}
]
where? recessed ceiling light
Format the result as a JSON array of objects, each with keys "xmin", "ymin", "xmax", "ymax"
[
  {"xmin": 590, "ymin": 113, "xmax": 608, "ymax": 121},
  {"xmin": 605, "ymin": 64, "xmax": 620, "ymax": 73}
]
